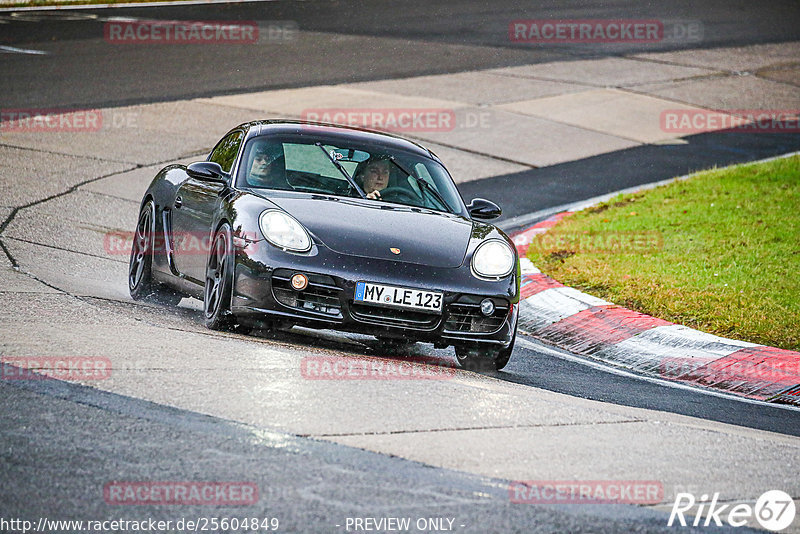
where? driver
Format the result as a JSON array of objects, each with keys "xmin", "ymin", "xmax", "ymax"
[
  {"xmin": 248, "ymin": 141, "xmax": 288, "ymax": 189},
  {"xmin": 354, "ymin": 156, "xmax": 391, "ymax": 200}
]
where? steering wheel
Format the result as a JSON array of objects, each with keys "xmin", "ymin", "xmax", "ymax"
[{"xmin": 377, "ymin": 187, "xmax": 420, "ymax": 204}]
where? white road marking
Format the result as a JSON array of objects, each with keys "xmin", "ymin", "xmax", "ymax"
[
  {"xmin": 517, "ymin": 286, "xmax": 609, "ymax": 331},
  {"xmin": 517, "ymin": 336, "xmax": 800, "ymax": 412},
  {"xmin": 0, "ymin": 44, "xmax": 48, "ymax": 54},
  {"xmin": 518, "ymin": 257, "xmax": 540, "ymax": 274}
]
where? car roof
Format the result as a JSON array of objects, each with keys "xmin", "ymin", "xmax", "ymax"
[{"xmin": 233, "ymin": 120, "xmax": 437, "ymax": 160}]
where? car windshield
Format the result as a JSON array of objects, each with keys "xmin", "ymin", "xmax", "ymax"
[{"xmin": 237, "ymin": 136, "xmax": 465, "ymax": 215}]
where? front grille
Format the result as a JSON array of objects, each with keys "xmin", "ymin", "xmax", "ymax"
[
  {"xmin": 272, "ymin": 269, "xmax": 342, "ymax": 317},
  {"xmin": 444, "ymin": 297, "xmax": 509, "ymax": 334},
  {"xmin": 350, "ymin": 303, "xmax": 440, "ymax": 330}
]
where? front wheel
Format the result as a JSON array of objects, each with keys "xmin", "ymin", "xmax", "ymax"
[
  {"xmin": 128, "ymin": 200, "xmax": 182, "ymax": 305},
  {"xmin": 204, "ymin": 223, "xmax": 235, "ymax": 331},
  {"xmin": 454, "ymin": 326, "xmax": 516, "ymax": 371}
]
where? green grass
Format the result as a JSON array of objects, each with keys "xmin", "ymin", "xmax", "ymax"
[{"xmin": 527, "ymin": 154, "xmax": 800, "ymax": 351}]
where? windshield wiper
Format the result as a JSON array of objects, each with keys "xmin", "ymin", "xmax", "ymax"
[
  {"xmin": 315, "ymin": 143, "xmax": 366, "ymax": 199},
  {"xmin": 387, "ymin": 156, "xmax": 450, "ymax": 212}
]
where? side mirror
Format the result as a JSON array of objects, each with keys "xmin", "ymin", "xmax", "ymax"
[
  {"xmin": 187, "ymin": 161, "xmax": 228, "ymax": 183},
  {"xmin": 467, "ymin": 198, "xmax": 502, "ymax": 220}
]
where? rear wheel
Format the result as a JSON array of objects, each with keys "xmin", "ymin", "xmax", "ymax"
[
  {"xmin": 455, "ymin": 326, "xmax": 516, "ymax": 371},
  {"xmin": 128, "ymin": 200, "xmax": 182, "ymax": 305},
  {"xmin": 204, "ymin": 223, "xmax": 235, "ymax": 331}
]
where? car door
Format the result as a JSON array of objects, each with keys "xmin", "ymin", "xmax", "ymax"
[{"xmin": 171, "ymin": 130, "xmax": 243, "ymax": 284}]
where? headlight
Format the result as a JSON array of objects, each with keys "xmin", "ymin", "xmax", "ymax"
[
  {"xmin": 258, "ymin": 210, "xmax": 311, "ymax": 252},
  {"xmin": 472, "ymin": 239, "xmax": 515, "ymax": 278}
]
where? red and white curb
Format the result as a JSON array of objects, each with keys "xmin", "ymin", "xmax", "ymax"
[{"xmin": 511, "ymin": 213, "xmax": 800, "ymax": 406}]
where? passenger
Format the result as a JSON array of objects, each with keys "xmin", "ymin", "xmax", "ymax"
[{"xmin": 248, "ymin": 142, "xmax": 288, "ymax": 189}]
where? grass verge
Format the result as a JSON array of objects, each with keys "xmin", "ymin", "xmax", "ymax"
[{"xmin": 526, "ymin": 154, "xmax": 800, "ymax": 351}]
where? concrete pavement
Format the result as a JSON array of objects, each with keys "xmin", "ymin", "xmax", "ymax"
[
  {"xmin": 2, "ymin": 38, "xmax": 800, "ymax": 530},
  {"xmin": 4, "ymin": 374, "xmax": 745, "ymax": 534},
  {"xmin": 197, "ymin": 40, "xmax": 799, "ymax": 172},
  {"xmin": 3, "ymin": 278, "xmax": 799, "ymax": 519}
]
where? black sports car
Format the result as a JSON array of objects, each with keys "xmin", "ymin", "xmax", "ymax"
[{"xmin": 129, "ymin": 120, "xmax": 520, "ymax": 370}]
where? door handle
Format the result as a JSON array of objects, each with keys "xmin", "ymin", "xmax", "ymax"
[{"xmin": 174, "ymin": 196, "xmax": 182, "ymax": 209}]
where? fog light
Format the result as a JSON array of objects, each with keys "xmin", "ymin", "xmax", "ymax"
[
  {"xmin": 291, "ymin": 273, "xmax": 308, "ymax": 291},
  {"xmin": 480, "ymin": 298, "xmax": 495, "ymax": 316}
]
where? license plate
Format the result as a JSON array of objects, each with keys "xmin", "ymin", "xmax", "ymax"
[{"xmin": 354, "ymin": 282, "xmax": 443, "ymax": 313}]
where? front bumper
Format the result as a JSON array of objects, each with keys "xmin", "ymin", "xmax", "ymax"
[{"xmin": 230, "ymin": 240, "xmax": 519, "ymax": 348}]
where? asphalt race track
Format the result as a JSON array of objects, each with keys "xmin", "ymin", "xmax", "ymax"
[
  {"xmin": 2, "ymin": 0, "xmax": 800, "ymax": 108},
  {"xmin": 1, "ymin": 1, "xmax": 800, "ymax": 533}
]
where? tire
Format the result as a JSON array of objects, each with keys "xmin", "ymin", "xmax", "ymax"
[
  {"xmin": 204, "ymin": 223, "xmax": 235, "ymax": 331},
  {"xmin": 454, "ymin": 325, "xmax": 516, "ymax": 371},
  {"xmin": 128, "ymin": 200, "xmax": 182, "ymax": 306}
]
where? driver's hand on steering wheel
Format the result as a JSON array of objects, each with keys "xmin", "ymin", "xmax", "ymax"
[{"xmin": 366, "ymin": 189, "xmax": 382, "ymax": 200}]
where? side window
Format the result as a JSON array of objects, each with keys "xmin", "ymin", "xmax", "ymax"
[{"xmin": 208, "ymin": 131, "xmax": 244, "ymax": 173}]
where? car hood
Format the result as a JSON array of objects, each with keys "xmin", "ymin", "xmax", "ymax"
[{"xmin": 265, "ymin": 194, "xmax": 473, "ymax": 268}]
